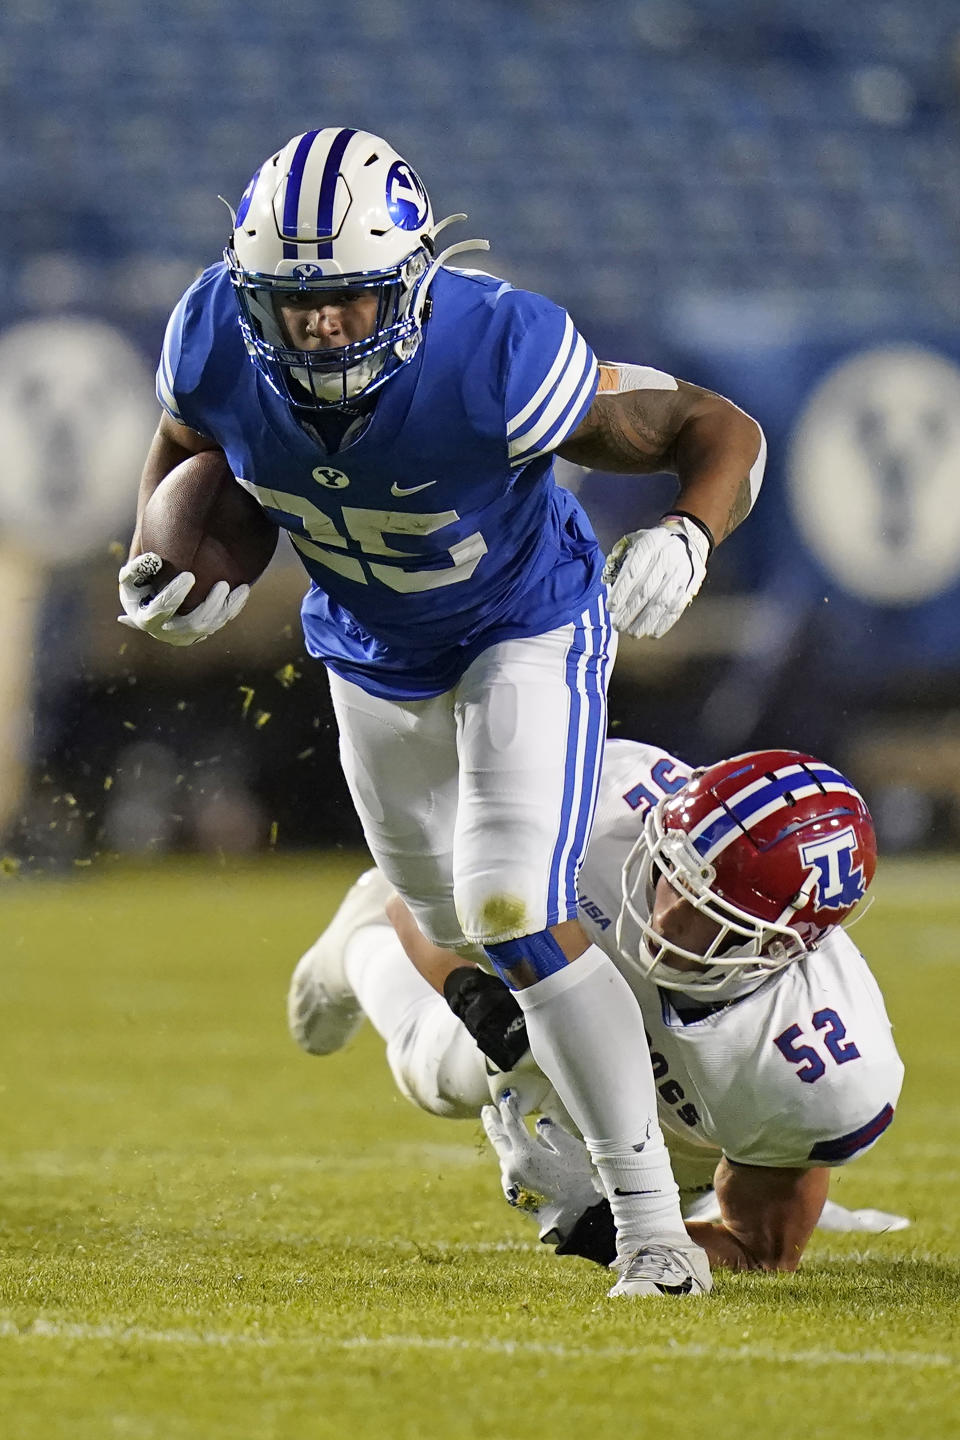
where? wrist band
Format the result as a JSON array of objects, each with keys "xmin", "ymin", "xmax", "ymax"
[{"xmin": 662, "ymin": 510, "xmax": 715, "ymax": 556}]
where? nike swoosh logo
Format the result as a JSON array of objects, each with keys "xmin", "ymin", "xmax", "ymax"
[
  {"xmin": 390, "ymin": 480, "xmax": 436, "ymax": 497},
  {"xmin": 613, "ymin": 1187, "xmax": 660, "ymax": 1197}
]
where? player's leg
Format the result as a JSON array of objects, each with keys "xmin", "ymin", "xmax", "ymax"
[
  {"xmin": 326, "ymin": 671, "xmax": 466, "ymax": 949},
  {"xmin": 452, "ymin": 597, "xmax": 707, "ymax": 1296},
  {"xmin": 289, "ymin": 867, "xmax": 552, "ymax": 1116},
  {"xmin": 343, "ymin": 923, "xmax": 514, "ymax": 1119},
  {"xmin": 451, "ymin": 595, "xmax": 615, "ymax": 943},
  {"xmin": 287, "ymin": 867, "xmax": 396, "ymax": 1055}
]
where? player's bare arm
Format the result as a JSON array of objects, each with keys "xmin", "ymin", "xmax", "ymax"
[
  {"xmin": 556, "ymin": 375, "xmax": 763, "ymax": 543},
  {"xmin": 128, "ymin": 411, "xmax": 221, "ymax": 559},
  {"xmin": 119, "ymin": 413, "xmax": 247, "ymax": 647},
  {"xmin": 385, "ymin": 890, "xmax": 464, "ymax": 992},
  {"xmin": 684, "ymin": 1158, "xmax": 830, "ymax": 1272}
]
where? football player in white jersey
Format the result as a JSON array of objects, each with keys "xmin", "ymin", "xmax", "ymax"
[
  {"xmin": 289, "ymin": 741, "xmax": 905, "ymax": 1278},
  {"xmin": 119, "ymin": 127, "xmax": 766, "ymax": 1293}
]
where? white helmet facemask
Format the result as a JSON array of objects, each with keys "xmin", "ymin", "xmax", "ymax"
[{"xmin": 223, "ymin": 128, "xmax": 488, "ymax": 410}]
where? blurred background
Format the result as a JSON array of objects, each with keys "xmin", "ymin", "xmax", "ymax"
[{"xmin": 2, "ymin": 0, "xmax": 959, "ymax": 872}]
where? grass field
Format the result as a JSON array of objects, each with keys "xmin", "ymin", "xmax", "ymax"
[{"xmin": 3, "ymin": 852, "xmax": 960, "ymax": 1440}]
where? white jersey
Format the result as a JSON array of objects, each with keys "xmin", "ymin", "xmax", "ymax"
[{"xmin": 576, "ymin": 739, "xmax": 904, "ymax": 1170}]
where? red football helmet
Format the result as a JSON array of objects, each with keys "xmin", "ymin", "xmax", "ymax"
[{"xmin": 617, "ymin": 749, "xmax": 877, "ymax": 997}]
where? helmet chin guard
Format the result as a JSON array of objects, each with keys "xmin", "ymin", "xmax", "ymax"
[
  {"xmin": 616, "ymin": 750, "xmax": 877, "ymax": 999},
  {"xmin": 223, "ymin": 127, "xmax": 488, "ymax": 410}
]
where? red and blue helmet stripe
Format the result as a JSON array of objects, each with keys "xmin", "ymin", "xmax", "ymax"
[{"xmin": 687, "ymin": 760, "xmax": 866, "ymax": 864}]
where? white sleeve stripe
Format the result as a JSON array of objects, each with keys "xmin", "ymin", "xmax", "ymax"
[
  {"xmin": 509, "ymin": 350, "xmax": 597, "ymax": 463},
  {"xmin": 156, "ymin": 292, "xmax": 190, "ymax": 420},
  {"xmin": 509, "ymin": 358, "xmax": 598, "ymax": 465},
  {"xmin": 160, "ymin": 298, "xmax": 185, "ymax": 386},
  {"xmin": 155, "ymin": 368, "xmax": 183, "ymax": 422},
  {"xmin": 508, "ymin": 344, "xmax": 596, "ymax": 461},
  {"xmin": 508, "ymin": 333, "xmax": 589, "ymax": 455},
  {"xmin": 749, "ymin": 426, "xmax": 766, "ymax": 504},
  {"xmin": 506, "ymin": 314, "xmax": 576, "ymax": 436},
  {"xmin": 159, "ymin": 331, "xmax": 175, "ymax": 392}
]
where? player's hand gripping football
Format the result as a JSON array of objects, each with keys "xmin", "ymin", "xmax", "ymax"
[
  {"xmin": 481, "ymin": 1090, "xmax": 603, "ymax": 1246},
  {"xmin": 603, "ymin": 513, "xmax": 712, "ymax": 639},
  {"xmin": 118, "ymin": 552, "xmax": 250, "ymax": 647}
]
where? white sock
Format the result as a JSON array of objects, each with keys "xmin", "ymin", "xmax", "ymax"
[
  {"xmin": 344, "ymin": 925, "xmax": 489, "ymax": 1117},
  {"xmin": 513, "ymin": 946, "xmax": 688, "ymax": 1253},
  {"xmin": 343, "ymin": 924, "xmax": 436, "ymax": 1041}
]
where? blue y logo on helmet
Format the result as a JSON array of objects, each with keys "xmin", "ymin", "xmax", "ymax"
[
  {"xmin": 799, "ymin": 827, "xmax": 866, "ymax": 910},
  {"xmin": 386, "ymin": 161, "xmax": 429, "ymax": 230},
  {"xmin": 235, "ymin": 168, "xmax": 261, "ymax": 227}
]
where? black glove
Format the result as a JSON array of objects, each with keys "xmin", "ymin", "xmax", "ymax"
[{"xmin": 555, "ymin": 1199, "xmax": 617, "ymax": 1267}]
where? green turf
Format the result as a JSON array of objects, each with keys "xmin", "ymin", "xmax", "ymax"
[{"xmin": 2, "ymin": 853, "xmax": 959, "ymax": 1439}]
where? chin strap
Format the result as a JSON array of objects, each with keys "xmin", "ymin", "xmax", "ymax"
[
  {"xmin": 395, "ymin": 214, "xmax": 490, "ymax": 359},
  {"xmin": 840, "ymin": 893, "xmax": 874, "ymax": 932}
]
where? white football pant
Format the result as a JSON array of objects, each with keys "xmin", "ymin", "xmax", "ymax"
[{"xmin": 328, "ymin": 597, "xmax": 615, "ymax": 950}]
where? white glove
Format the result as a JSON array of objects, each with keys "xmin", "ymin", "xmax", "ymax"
[
  {"xmin": 603, "ymin": 513, "xmax": 712, "ymax": 639},
  {"xmin": 481, "ymin": 1090, "xmax": 603, "ymax": 1246},
  {"xmin": 815, "ymin": 1198, "xmax": 911, "ymax": 1234},
  {"xmin": 118, "ymin": 552, "xmax": 249, "ymax": 647}
]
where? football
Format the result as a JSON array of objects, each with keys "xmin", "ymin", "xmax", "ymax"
[{"xmin": 139, "ymin": 450, "xmax": 278, "ymax": 613}]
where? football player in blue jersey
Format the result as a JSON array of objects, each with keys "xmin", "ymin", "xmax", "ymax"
[{"xmin": 119, "ymin": 127, "xmax": 767, "ymax": 1296}]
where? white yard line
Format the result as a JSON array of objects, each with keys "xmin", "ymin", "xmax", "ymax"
[
  {"xmin": 1, "ymin": 1143, "xmax": 483, "ymax": 1177},
  {"xmin": 0, "ymin": 1319, "xmax": 953, "ymax": 1371},
  {"xmin": 343, "ymin": 1334, "xmax": 957, "ymax": 1370}
]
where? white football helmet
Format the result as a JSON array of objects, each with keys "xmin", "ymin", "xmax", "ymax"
[{"xmin": 224, "ymin": 126, "xmax": 488, "ymax": 410}]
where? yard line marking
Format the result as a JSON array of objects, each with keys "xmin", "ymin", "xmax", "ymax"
[
  {"xmin": 340, "ymin": 1334, "xmax": 957, "ymax": 1370},
  {"xmin": 337, "ymin": 1238, "xmax": 539, "ymax": 1253},
  {"xmin": 0, "ymin": 1320, "xmax": 271, "ymax": 1349},
  {"xmin": 2, "ymin": 1143, "xmax": 484, "ymax": 1176},
  {"xmin": 0, "ymin": 1320, "xmax": 954, "ymax": 1370}
]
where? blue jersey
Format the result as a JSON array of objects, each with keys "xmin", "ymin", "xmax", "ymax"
[{"xmin": 157, "ymin": 262, "xmax": 602, "ymax": 699}]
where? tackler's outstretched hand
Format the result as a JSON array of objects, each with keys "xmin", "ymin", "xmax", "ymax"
[
  {"xmin": 481, "ymin": 1090, "xmax": 602, "ymax": 1246},
  {"xmin": 118, "ymin": 552, "xmax": 249, "ymax": 647},
  {"xmin": 603, "ymin": 513, "xmax": 712, "ymax": 640}
]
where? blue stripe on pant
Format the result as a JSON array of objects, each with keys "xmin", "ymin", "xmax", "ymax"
[{"xmin": 545, "ymin": 593, "xmax": 615, "ymax": 928}]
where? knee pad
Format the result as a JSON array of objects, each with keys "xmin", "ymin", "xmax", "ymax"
[{"xmin": 484, "ymin": 928, "xmax": 568, "ymax": 986}]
